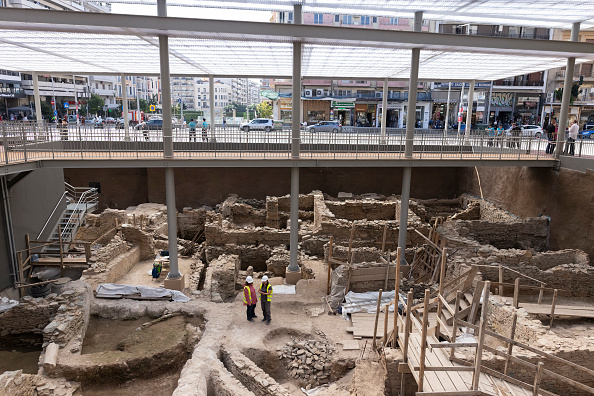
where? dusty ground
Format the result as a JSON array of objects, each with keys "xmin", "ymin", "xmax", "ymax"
[
  {"xmin": 0, "ymin": 347, "xmax": 41, "ymax": 375},
  {"xmin": 116, "ymin": 257, "xmax": 193, "ymax": 289},
  {"xmin": 80, "ymin": 371, "xmax": 181, "ymax": 396}
]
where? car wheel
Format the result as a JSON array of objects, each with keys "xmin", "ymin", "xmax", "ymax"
[
  {"xmin": 244, "ymin": 126, "xmax": 249, "ymax": 132},
  {"xmin": 332, "ymin": 128, "xmax": 338, "ymax": 133},
  {"xmin": 535, "ymin": 132, "xmax": 541, "ymax": 138},
  {"xmin": 265, "ymin": 126, "xmax": 271, "ymax": 132}
]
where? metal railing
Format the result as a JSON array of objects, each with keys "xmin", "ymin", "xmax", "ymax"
[
  {"xmin": 59, "ymin": 183, "xmax": 98, "ymax": 242},
  {"xmin": 1, "ymin": 121, "xmax": 587, "ymax": 163}
]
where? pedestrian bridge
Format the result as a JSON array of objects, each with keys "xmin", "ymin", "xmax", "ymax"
[{"xmin": 0, "ymin": 122, "xmax": 576, "ymax": 174}]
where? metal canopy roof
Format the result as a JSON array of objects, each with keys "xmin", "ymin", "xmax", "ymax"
[
  {"xmin": 1, "ymin": 8, "xmax": 593, "ymax": 80},
  {"xmin": 82, "ymin": 0, "xmax": 594, "ymax": 29}
]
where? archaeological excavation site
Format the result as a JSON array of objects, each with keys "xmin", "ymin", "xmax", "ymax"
[{"xmin": 0, "ymin": 165, "xmax": 593, "ymax": 396}]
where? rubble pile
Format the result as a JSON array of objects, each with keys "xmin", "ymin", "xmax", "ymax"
[{"xmin": 277, "ymin": 339, "xmax": 336, "ymax": 386}]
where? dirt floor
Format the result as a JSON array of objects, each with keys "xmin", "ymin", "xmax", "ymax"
[
  {"xmin": 80, "ymin": 370, "xmax": 181, "ymax": 396},
  {"xmin": 82, "ymin": 316, "xmax": 150, "ymax": 355},
  {"xmin": 116, "ymin": 257, "xmax": 193, "ymax": 289},
  {"xmin": 0, "ymin": 347, "xmax": 41, "ymax": 375}
]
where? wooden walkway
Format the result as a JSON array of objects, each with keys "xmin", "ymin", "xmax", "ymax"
[{"xmin": 520, "ymin": 303, "xmax": 594, "ymax": 320}]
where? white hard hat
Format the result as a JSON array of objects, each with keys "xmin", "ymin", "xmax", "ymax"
[
  {"xmin": 246, "ymin": 276, "xmax": 253, "ymax": 283},
  {"xmin": 261, "ymin": 275, "xmax": 269, "ymax": 282}
]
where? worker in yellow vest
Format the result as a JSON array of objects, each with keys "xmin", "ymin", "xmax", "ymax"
[
  {"xmin": 259, "ymin": 275, "xmax": 273, "ymax": 325},
  {"xmin": 243, "ymin": 276, "xmax": 258, "ymax": 322}
]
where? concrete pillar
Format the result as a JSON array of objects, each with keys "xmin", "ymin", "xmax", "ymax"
[
  {"xmin": 121, "ymin": 74, "xmax": 130, "ymax": 140},
  {"xmin": 457, "ymin": 84, "xmax": 465, "ymax": 135},
  {"xmin": 398, "ymin": 11, "xmax": 422, "ymax": 264},
  {"xmin": 32, "ymin": 71, "xmax": 42, "ymax": 126},
  {"xmin": 380, "ymin": 78, "xmax": 389, "ymax": 142},
  {"xmin": 555, "ymin": 22, "xmax": 580, "ymax": 158},
  {"xmin": 287, "ymin": 3, "xmax": 303, "ymax": 282},
  {"xmin": 157, "ymin": 0, "xmax": 181, "ymax": 289},
  {"xmin": 443, "ymin": 82, "xmax": 451, "ymax": 135},
  {"xmin": 465, "ymin": 80, "xmax": 475, "ymax": 140},
  {"xmin": 209, "ymin": 74, "xmax": 215, "ymax": 141}
]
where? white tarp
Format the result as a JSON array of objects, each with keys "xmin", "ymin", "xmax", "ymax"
[
  {"xmin": 341, "ymin": 290, "xmax": 406, "ymax": 319},
  {"xmin": 96, "ymin": 283, "xmax": 190, "ymax": 302},
  {"xmin": 0, "ymin": 297, "xmax": 19, "ymax": 314},
  {"xmin": 272, "ymin": 284, "xmax": 296, "ymax": 295}
]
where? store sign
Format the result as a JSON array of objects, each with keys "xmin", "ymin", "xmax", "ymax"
[
  {"xmin": 434, "ymin": 82, "xmax": 492, "ymax": 89},
  {"xmin": 279, "ymin": 98, "xmax": 292, "ymax": 110},
  {"xmin": 490, "ymin": 92, "xmax": 514, "ymax": 107},
  {"xmin": 331, "ymin": 101, "xmax": 355, "ymax": 108}
]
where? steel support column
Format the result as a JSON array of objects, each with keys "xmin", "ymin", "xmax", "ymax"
[
  {"xmin": 457, "ymin": 84, "xmax": 465, "ymax": 136},
  {"xmin": 288, "ymin": 3, "xmax": 302, "ymax": 274},
  {"xmin": 443, "ymin": 82, "xmax": 451, "ymax": 135},
  {"xmin": 121, "ymin": 74, "xmax": 130, "ymax": 140},
  {"xmin": 555, "ymin": 22, "xmax": 580, "ymax": 158},
  {"xmin": 209, "ymin": 74, "xmax": 215, "ymax": 141},
  {"xmin": 399, "ymin": 10, "xmax": 422, "ymax": 265},
  {"xmin": 158, "ymin": 0, "xmax": 179, "ymax": 280},
  {"xmin": 381, "ymin": 77, "xmax": 388, "ymax": 143},
  {"xmin": 32, "ymin": 71, "xmax": 42, "ymax": 126},
  {"xmin": 465, "ymin": 80, "xmax": 475, "ymax": 140}
]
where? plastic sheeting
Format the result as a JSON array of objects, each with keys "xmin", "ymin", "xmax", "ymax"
[
  {"xmin": 0, "ymin": 297, "xmax": 19, "ymax": 314},
  {"xmin": 341, "ymin": 290, "xmax": 406, "ymax": 319},
  {"xmin": 96, "ymin": 283, "xmax": 190, "ymax": 302}
]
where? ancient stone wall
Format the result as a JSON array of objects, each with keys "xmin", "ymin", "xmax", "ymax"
[
  {"xmin": 266, "ymin": 246, "xmax": 290, "ymax": 277},
  {"xmin": 75, "ymin": 209, "xmax": 127, "ymax": 242},
  {"xmin": 208, "ymin": 366, "xmax": 256, "ymax": 396},
  {"xmin": 207, "ymin": 255, "xmax": 240, "ymax": 303},
  {"xmin": 205, "ymin": 224, "xmax": 291, "ymax": 247},
  {"xmin": 83, "ymin": 246, "xmax": 141, "ymax": 290},
  {"xmin": 220, "ymin": 347, "xmax": 292, "ymax": 396},
  {"xmin": 325, "ymin": 200, "xmax": 397, "ymax": 221},
  {"xmin": 206, "ymin": 244, "xmax": 272, "ymax": 271},
  {"xmin": 177, "ymin": 207, "xmax": 213, "ymax": 240},
  {"xmin": 265, "ymin": 196, "xmax": 280, "ymax": 229},
  {"xmin": 120, "ymin": 225, "xmax": 155, "ymax": 259},
  {"xmin": 277, "ymin": 193, "xmax": 315, "ymax": 212}
]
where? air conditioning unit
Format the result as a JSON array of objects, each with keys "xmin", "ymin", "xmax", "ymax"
[
  {"xmin": 375, "ymin": 92, "xmax": 382, "ymax": 98},
  {"xmin": 546, "ymin": 92, "xmax": 554, "ymax": 102},
  {"xmin": 315, "ymin": 89, "xmax": 323, "ymax": 97},
  {"xmin": 304, "ymin": 89, "xmax": 313, "ymax": 97}
]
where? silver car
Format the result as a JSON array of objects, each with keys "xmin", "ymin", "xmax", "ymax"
[{"xmin": 306, "ymin": 121, "xmax": 342, "ymax": 133}]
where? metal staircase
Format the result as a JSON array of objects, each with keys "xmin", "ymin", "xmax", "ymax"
[{"xmin": 39, "ymin": 183, "xmax": 98, "ymax": 255}]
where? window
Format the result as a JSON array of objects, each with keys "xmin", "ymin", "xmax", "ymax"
[
  {"xmin": 314, "ymin": 14, "xmax": 323, "ymax": 24},
  {"xmin": 288, "ymin": 12, "xmax": 293, "ymax": 23},
  {"xmin": 372, "ymin": 17, "xmax": 377, "ymax": 24},
  {"xmin": 389, "ymin": 17, "xmax": 398, "ymax": 25},
  {"xmin": 334, "ymin": 15, "xmax": 340, "ymax": 23},
  {"xmin": 343, "ymin": 15, "xmax": 353, "ymax": 25},
  {"xmin": 361, "ymin": 16, "xmax": 370, "ymax": 25}
]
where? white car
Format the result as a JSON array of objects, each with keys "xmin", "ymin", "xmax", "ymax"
[
  {"xmin": 240, "ymin": 118, "xmax": 274, "ymax": 132},
  {"xmin": 504, "ymin": 124, "xmax": 544, "ymax": 138}
]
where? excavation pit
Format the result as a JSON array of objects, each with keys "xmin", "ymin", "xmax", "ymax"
[{"xmin": 0, "ymin": 344, "xmax": 42, "ymax": 375}]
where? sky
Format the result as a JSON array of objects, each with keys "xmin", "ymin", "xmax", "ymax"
[{"xmin": 111, "ymin": 3, "xmax": 272, "ymax": 21}]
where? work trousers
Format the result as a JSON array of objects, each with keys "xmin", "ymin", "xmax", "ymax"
[
  {"xmin": 246, "ymin": 304, "xmax": 256, "ymax": 320},
  {"xmin": 261, "ymin": 299, "xmax": 271, "ymax": 321}
]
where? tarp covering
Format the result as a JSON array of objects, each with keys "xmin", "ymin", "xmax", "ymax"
[
  {"xmin": 96, "ymin": 283, "xmax": 190, "ymax": 302},
  {"xmin": 341, "ymin": 290, "xmax": 406, "ymax": 319}
]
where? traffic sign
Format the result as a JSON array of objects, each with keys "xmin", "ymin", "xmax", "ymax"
[
  {"xmin": 63, "ymin": 102, "xmax": 69, "ymax": 109},
  {"xmin": 149, "ymin": 105, "xmax": 156, "ymax": 112},
  {"xmin": 178, "ymin": 99, "xmax": 182, "ymax": 103},
  {"xmin": 51, "ymin": 100, "xmax": 55, "ymax": 105},
  {"xmin": 53, "ymin": 110, "xmax": 57, "ymax": 116}
]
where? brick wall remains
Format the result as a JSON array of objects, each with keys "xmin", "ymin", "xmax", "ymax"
[
  {"xmin": 207, "ymin": 255, "xmax": 240, "ymax": 303},
  {"xmin": 206, "ymin": 244, "xmax": 272, "ymax": 271},
  {"xmin": 325, "ymin": 200, "xmax": 397, "ymax": 221},
  {"xmin": 120, "ymin": 225, "xmax": 155, "ymax": 259},
  {"xmin": 220, "ymin": 347, "xmax": 291, "ymax": 396}
]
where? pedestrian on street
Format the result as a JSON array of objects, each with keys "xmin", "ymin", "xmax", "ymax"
[
  {"xmin": 496, "ymin": 125, "xmax": 504, "ymax": 147},
  {"xmin": 566, "ymin": 119, "xmax": 579, "ymax": 156},
  {"xmin": 188, "ymin": 119, "xmax": 196, "ymax": 142},
  {"xmin": 546, "ymin": 119, "xmax": 556, "ymax": 154},
  {"xmin": 201, "ymin": 118, "xmax": 209, "ymax": 142},
  {"xmin": 259, "ymin": 275, "xmax": 273, "ymax": 325},
  {"xmin": 222, "ymin": 117, "xmax": 226, "ymax": 128},
  {"xmin": 243, "ymin": 276, "xmax": 258, "ymax": 322},
  {"xmin": 510, "ymin": 123, "xmax": 521, "ymax": 149},
  {"xmin": 486, "ymin": 124, "xmax": 495, "ymax": 147}
]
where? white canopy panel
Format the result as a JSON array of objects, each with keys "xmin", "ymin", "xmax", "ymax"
[
  {"xmin": 0, "ymin": 29, "xmax": 590, "ymax": 80},
  {"xmin": 84, "ymin": 0, "xmax": 594, "ymax": 28}
]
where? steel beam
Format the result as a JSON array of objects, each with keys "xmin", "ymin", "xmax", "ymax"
[
  {"xmin": 443, "ymin": 82, "xmax": 451, "ymax": 135},
  {"xmin": 164, "ymin": 167, "xmax": 180, "ymax": 279},
  {"xmin": 209, "ymin": 74, "xmax": 215, "ymax": 141},
  {"xmin": 465, "ymin": 80, "xmax": 475, "ymax": 140},
  {"xmin": 555, "ymin": 22, "xmax": 581, "ymax": 158},
  {"xmin": 2, "ymin": 9, "xmax": 594, "ymax": 58},
  {"xmin": 398, "ymin": 166, "xmax": 411, "ymax": 264},
  {"xmin": 121, "ymin": 74, "xmax": 130, "ymax": 141},
  {"xmin": 380, "ymin": 78, "xmax": 388, "ymax": 143},
  {"xmin": 32, "ymin": 71, "xmax": 42, "ymax": 126}
]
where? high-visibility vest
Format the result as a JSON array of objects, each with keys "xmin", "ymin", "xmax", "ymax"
[
  {"xmin": 243, "ymin": 285, "xmax": 253, "ymax": 304},
  {"xmin": 260, "ymin": 283, "xmax": 273, "ymax": 302}
]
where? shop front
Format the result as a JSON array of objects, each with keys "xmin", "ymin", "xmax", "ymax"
[
  {"xmin": 579, "ymin": 106, "xmax": 594, "ymax": 129},
  {"xmin": 489, "ymin": 92, "xmax": 515, "ymax": 128},
  {"xmin": 402, "ymin": 102, "xmax": 431, "ymax": 128},
  {"xmin": 514, "ymin": 94, "xmax": 542, "ymax": 125},
  {"xmin": 377, "ymin": 102, "xmax": 401, "ymax": 128},
  {"xmin": 303, "ymin": 99, "xmax": 330, "ymax": 124},
  {"xmin": 278, "ymin": 98, "xmax": 292, "ymax": 124},
  {"xmin": 354, "ymin": 103, "xmax": 376, "ymax": 127},
  {"xmin": 331, "ymin": 100, "xmax": 354, "ymax": 126}
]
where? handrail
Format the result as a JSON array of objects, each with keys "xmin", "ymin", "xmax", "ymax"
[
  {"xmin": 59, "ymin": 186, "xmax": 98, "ymax": 242},
  {"xmin": 37, "ymin": 191, "xmax": 68, "ymax": 239}
]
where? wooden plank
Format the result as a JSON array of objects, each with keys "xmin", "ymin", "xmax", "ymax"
[
  {"xmin": 326, "ymin": 236, "xmax": 333, "ymax": 295},
  {"xmin": 513, "ymin": 278, "xmax": 520, "ymax": 309},
  {"xmin": 411, "ymin": 333, "xmax": 456, "ymax": 393},
  {"xmin": 504, "ymin": 313, "xmax": 518, "ymax": 375},
  {"xmin": 419, "ymin": 289, "xmax": 430, "ymax": 392},
  {"xmin": 347, "ymin": 222, "xmax": 355, "ymax": 263},
  {"xmin": 430, "ymin": 340, "xmax": 475, "ymax": 392},
  {"xmin": 35, "ymin": 257, "xmax": 89, "ymax": 264},
  {"xmin": 350, "ymin": 266, "xmax": 411, "ymax": 277},
  {"xmin": 533, "ymin": 362, "xmax": 544, "ymax": 396},
  {"xmin": 372, "ymin": 289, "xmax": 382, "ymax": 348},
  {"xmin": 393, "ymin": 247, "xmax": 401, "ymax": 347},
  {"xmin": 478, "ymin": 365, "xmax": 557, "ymax": 396},
  {"xmin": 467, "ymin": 281, "xmax": 484, "ymax": 325},
  {"xmin": 519, "ymin": 304, "xmax": 594, "ymax": 318},
  {"xmin": 549, "ymin": 289, "xmax": 558, "ymax": 327},
  {"xmin": 472, "ymin": 282, "xmax": 490, "ymax": 391},
  {"xmin": 58, "ymin": 225, "xmax": 64, "ymax": 277}
]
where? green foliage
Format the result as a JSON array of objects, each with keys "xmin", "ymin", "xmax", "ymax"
[
  {"xmin": 224, "ymin": 102, "xmax": 247, "ymax": 115},
  {"xmin": 87, "ymin": 94, "xmax": 105, "ymax": 115},
  {"xmin": 129, "ymin": 99, "xmax": 150, "ymax": 112},
  {"xmin": 40, "ymin": 100, "xmax": 53, "ymax": 120},
  {"xmin": 256, "ymin": 102, "xmax": 273, "ymax": 119},
  {"xmin": 555, "ymin": 84, "xmax": 582, "ymax": 104}
]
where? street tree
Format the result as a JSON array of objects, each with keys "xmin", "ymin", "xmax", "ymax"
[
  {"xmin": 87, "ymin": 94, "xmax": 105, "ymax": 115},
  {"xmin": 256, "ymin": 102, "xmax": 273, "ymax": 118}
]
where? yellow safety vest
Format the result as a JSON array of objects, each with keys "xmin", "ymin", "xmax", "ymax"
[
  {"xmin": 243, "ymin": 285, "xmax": 253, "ymax": 304},
  {"xmin": 260, "ymin": 283, "xmax": 273, "ymax": 302}
]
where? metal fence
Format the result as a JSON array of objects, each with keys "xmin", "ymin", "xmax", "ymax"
[{"xmin": 1, "ymin": 121, "xmax": 590, "ymax": 164}]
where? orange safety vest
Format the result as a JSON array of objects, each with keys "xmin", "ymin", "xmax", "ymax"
[
  {"xmin": 259, "ymin": 283, "xmax": 273, "ymax": 302},
  {"xmin": 243, "ymin": 285, "xmax": 253, "ymax": 305}
]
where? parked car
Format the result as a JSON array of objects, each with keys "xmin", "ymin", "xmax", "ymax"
[
  {"xmin": 94, "ymin": 117, "xmax": 105, "ymax": 128},
  {"xmin": 504, "ymin": 124, "xmax": 543, "ymax": 138},
  {"xmin": 67, "ymin": 115, "xmax": 78, "ymax": 123},
  {"xmin": 136, "ymin": 119, "xmax": 163, "ymax": 130},
  {"xmin": 578, "ymin": 129, "xmax": 594, "ymax": 139},
  {"xmin": 105, "ymin": 117, "xmax": 116, "ymax": 124},
  {"xmin": 240, "ymin": 118, "xmax": 274, "ymax": 132},
  {"xmin": 306, "ymin": 121, "xmax": 342, "ymax": 133},
  {"xmin": 273, "ymin": 120, "xmax": 284, "ymax": 130}
]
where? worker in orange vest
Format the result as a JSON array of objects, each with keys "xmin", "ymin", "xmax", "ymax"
[{"xmin": 243, "ymin": 276, "xmax": 258, "ymax": 322}]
